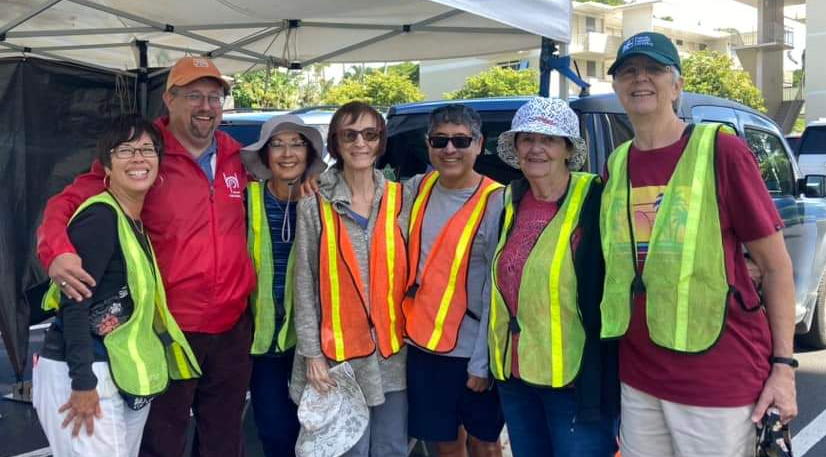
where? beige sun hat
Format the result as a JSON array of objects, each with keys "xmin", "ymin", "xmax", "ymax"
[
  {"xmin": 497, "ymin": 97, "xmax": 587, "ymax": 171},
  {"xmin": 241, "ymin": 114, "xmax": 325, "ymax": 181},
  {"xmin": 295, "ymin": 362, "xmax": 368, "ymax": 457}
]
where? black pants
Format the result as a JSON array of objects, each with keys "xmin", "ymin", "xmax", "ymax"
[{"xmin": 139, "ymin": 314, "xmax": 253, "ymax": 457}]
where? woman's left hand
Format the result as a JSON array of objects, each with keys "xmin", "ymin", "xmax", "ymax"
[
  {"xmin": 299, "ymin": 176, "xmax": 320, "ymax": 197},
  {"xmin": 59, "ymin": 389, "xmax": 102, "ymax": 437}
]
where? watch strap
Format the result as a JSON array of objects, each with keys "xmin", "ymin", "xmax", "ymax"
[{"xmin": 770, "ymin": 356, "xmax": 799, "ymax": 368}]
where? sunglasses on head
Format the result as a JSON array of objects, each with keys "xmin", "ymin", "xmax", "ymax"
[
  {"xmin": 338, "ymin": 128, "xmax": 381, "ymax": 143},
  {"xmin": 427, "ymin": 135, "xmax": 474, "ymax": 149}
]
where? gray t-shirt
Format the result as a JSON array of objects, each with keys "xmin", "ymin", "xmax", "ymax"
[{"xmin": 404, "ymin": 175, "xmax": 504, "ymax": 377}]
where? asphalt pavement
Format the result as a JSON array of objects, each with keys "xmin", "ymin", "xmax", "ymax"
[{"xmin": 1, "ymin": 328, "xmax": 824, "ymax": 457}]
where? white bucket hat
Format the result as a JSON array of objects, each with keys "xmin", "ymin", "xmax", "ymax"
[
  {"xmin": 295, "ymin": 362, "xmax": 369, "ymax": 457},
  {"xmin": 497, "ymin": 97, "xmax": 587, "ymax": 171},
  {"xmin": 241, "ymin": 114, "xmax": 325, "ymax": 181}
]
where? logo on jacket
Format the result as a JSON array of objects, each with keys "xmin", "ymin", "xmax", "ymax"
[{"xmin": 223, "ymin": 172, "xmax": 242, "ymax": 199}]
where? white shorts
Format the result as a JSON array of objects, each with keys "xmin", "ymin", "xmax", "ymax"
[
  {"xmin": 620, "ymin": 383, "xmax": 755, "ymax": 457},
  {"xmin": 32, "ymin": 356, "xmax": 150, "ymax": 457}
]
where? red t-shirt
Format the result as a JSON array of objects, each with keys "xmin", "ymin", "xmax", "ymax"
[{"xmin": 616, "ymin": 130, "xmax": 782, "ymax": 407}]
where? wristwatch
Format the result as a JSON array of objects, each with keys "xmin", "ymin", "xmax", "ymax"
[{"xmin": 770, "ymin": 356, "xmax": 799, "ymax": 368}]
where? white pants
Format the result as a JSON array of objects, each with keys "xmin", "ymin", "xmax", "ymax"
[
  {"xmin": 32, "ymin": 356, "xmax": 150, "ymax": 457},
  {"xmin": 620, "ymin": 383, "xmax": 755, "ymax": 457}
]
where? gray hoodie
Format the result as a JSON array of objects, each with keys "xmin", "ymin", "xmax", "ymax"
[{"xmin": 290, "ymin": 167, "xmax": 408, "ymax": 407}]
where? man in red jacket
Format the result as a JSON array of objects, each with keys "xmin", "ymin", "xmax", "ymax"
[{"xmin": 37, "ymin": 56, "xmax": 256, "ymax": 457}]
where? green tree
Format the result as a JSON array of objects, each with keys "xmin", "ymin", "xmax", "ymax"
[
  {"xmin": 232, "ymin": 65, "xmax": 334, "ymax": 109},
  {"xmin": 324, "ymin": 72, "xmax": 424, "ymax": 107},
  {"xmin": 792, "ymin": 69, "xmax": 804, "ymax": 88},
  {"xmin": 343, "ymin": 62, "xmax": 420, "ymax": 85},
  {"xmin": 445, "ymin": 67, "xmax": 539, "ymax": 100},
  {"xmin": 386, "ymin": 62, "xmax": 420, "ymax": 85},
  {"xmin": 589, "ymin": 0, "xmax": 625, "ymax": 5},
  {"xmin": 232, "ymin": 69, "xmax": 301, "ymax": 109},
  {"xmin": 682, "ymin": 50, "xmax": 766, "ymax": 112}
]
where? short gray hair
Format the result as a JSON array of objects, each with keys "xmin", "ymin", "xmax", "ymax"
[
  {"xmin": 427, "ymin": 104, "xmax": 483, "ymax": 139},
  {"xmin": 671, "ymin": 66, "xmax": 683, "ymax": 114}
]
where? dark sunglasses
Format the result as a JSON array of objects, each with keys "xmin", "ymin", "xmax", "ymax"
[
  {"xmin": 427, "ymin": 136, "xmax": 474, "ymax": 149},
  {"xmin": 339, "ymin": 128, "xmax": 381, "ymax": 143}
]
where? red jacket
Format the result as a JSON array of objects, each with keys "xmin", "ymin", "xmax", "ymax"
[{"xmin": 37, "ymin": 118, "xmax": 256, "ymax": 333}]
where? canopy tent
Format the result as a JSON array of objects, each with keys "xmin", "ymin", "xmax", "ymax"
[
  {"xmin": 0, "ymin": 0, "xmax": 573, "ymax": 385},
  {"xmin": 2, "ymin": 0, "xmax": 571, "ymax": 74}
]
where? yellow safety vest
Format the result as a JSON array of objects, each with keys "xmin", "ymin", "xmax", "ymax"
[
  {"xmin": 43, "ymin": 191, "xmax": 201, "ymax": 396},
  {"xmin": 489, "ymin": 173, "xmax": 596, "ymax": 387},
  {"xmin": 247, "ymin": 181, "xmax": 296, "ymax": 355},
  {"xmin": 600, "ymin": 123, "xmax": 733, "ymax": 352}
]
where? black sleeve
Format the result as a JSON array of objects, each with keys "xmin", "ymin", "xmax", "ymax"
[
  {"xmin": 574, "ymin": 182, "xmax": 620, "ymax": 420},
  {"xmin": 61, "ymin": 203, "xmax": 118, "ymax": 390},
  {"xmin": 576, "ymin": 182, "xmax": 605, "ymax": 335}
]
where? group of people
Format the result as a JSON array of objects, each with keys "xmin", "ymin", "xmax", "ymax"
[{"xmin": 31, "ymin": 31, "xmax": 797, "ymax": 457}]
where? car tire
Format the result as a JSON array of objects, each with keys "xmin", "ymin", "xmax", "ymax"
[{"xmin": 801, "ymin": 274, "xmax": 826, "ymax": 349}]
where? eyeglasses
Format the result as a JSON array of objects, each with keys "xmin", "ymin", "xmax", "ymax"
[
  {"xmin": 427, "ymin": 136, "xmax": 474, "ymax": 149},
  {"xmin": 268, "ymin": 140, "xmax": 307, "ymax": 153},
  {"xmin": 174, "ymin": 91, "xmax": 226, "ymax": 107},
  {"xmin": 614, "ymin": 63, "xmax": 671, "ymax": 81},
  {"xmin": 112, "ymin": 145, "xmax": 158, "ymax": 159},
  {"xmin": 338, "ymin": 128, "xmax": 381, "ymax": 143}
]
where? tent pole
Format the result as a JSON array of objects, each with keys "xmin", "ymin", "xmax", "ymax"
[
  {"xmin": 135, "ymin": 40, "xmax": 149, "ymax": 117},
  {"xmin": 539, "ymin": 37, "xmax": 556, "ymax": 97}
]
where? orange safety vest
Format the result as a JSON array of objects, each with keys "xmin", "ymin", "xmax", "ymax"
[
  {"xmin": 317, "ymin": 181, "xmax": 407, "ymax": 362},
  {"xmin": 403, "ymin": 172, "xmax": 503, "ymax": 352}
]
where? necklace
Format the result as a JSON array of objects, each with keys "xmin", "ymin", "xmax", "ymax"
[{"xmin": 266, "ymin": 180, "xmax": 295, "ymax": 243}]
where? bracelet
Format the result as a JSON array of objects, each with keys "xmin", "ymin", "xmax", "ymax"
[{"xmin": 770, "ymin": 356, "xmax": 799, "ymax": 368}]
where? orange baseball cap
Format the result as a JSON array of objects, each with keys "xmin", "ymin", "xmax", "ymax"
[{"xmin": 166, "ymin": 56, "xmax": 230, "ymax": 92}]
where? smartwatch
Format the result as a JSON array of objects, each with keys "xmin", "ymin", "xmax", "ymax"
[{"xmin": 770, "ymin": 356, "xmax": 799, "ymax": 369}]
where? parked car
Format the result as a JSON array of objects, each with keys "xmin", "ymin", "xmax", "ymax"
[
  {"xmin": 219, "ymin": 107, "xmax": 337, "ymax": 165},
  {"xmin": 383, "ymin": 94, "xmax": 826, "ymax": 348},
  {"xmin": 796, "ymin": 120, "xmax": 826, "ymax": 176}
]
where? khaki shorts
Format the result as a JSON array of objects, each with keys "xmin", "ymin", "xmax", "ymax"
[{"xmin": 620, "ymin": 383, "xmax": 755, "ymax": 457}]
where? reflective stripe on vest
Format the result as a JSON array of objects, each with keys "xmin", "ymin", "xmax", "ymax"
[
  {"xmin": 404, "ymin": 172, "xmax": 504, "ymax": 352},
  {"xmin": 317, "ymin": 181, "xmax": 407, "ymax": 362},
  {"xmin": 600, "ymin": 123, "xmax": 731, "ymax": 352},
  {"xmin": 247, "ymin": 181, "xmax": 296, "ymax": 355},
  {"xmin": 489, "ymin": 173, "xmax": 595, "ymax": 387},
  {"xmin": 43, "ymin": 191, "xmax": 200, "ymax": 396}
]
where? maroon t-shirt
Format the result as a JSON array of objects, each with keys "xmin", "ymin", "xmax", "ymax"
[{"xmin": 615, "ymin": 130, "xmax": 782, "ymax": 407}]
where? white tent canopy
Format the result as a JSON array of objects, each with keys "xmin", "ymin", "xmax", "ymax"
[{"xmin": 1, "ymin": 0, "xmax": 572, "ymax": 76}]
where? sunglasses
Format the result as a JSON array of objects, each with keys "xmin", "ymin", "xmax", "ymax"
[
  {"xmin": 427, "ymin": 136, "xmax": 474, "ymax": 149},
  {"xmin": 338, "ymin": 128, "xmax": 381, "ymax": 143}
]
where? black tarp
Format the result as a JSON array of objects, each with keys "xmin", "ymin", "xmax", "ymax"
[{"xmin": 0, "ymin": 57, "xmax": 166, "ymax": 380}]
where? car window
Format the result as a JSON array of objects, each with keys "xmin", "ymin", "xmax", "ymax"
[
  {"xmin": 218, "ymin": 124, "xmax": 262, "ymax": 146},
  {"xmin": 745, "ymin": 127, "xmax": 795, "ymax": 196},
  {"xmin": 605, "ymin": 113, "xmax": 634, "ymax": 151},
  {"xmin": 692, "ymin": 106, "xmax": 739, "ymax": 133},
  {"xmin": 799, "ymin": 126, "xmax": 826, "ymax": 155}
]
